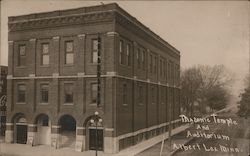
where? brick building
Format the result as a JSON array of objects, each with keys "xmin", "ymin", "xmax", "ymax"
[
  {"xmin": 0, "ymin": 66, "xmax": 7, "ymax": 136},
  {"xmin": 6, "ymin": 3, "xmax": 181, "ymax": 153}
]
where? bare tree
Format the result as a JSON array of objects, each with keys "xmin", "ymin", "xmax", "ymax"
[{"xmin": 181, "ymin": 64, "xmax": 234, "ymax": 116}]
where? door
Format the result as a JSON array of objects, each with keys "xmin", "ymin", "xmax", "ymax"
[
  {"xmin": 89, "ymin": 128, "xmax": 103, "ymax": 151},
  {"xmin": 16, "ymin": 125, "xmax": 27, "ymax": 144}
]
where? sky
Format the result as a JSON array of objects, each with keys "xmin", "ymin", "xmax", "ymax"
[{"xmin": 0, "ymin": 0, "xmax": 249, "ymax": 93}]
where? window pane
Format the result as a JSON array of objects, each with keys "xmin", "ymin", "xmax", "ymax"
[
  {"xmin": 64, "ymin": 83, "xmax": 73, "ymax": 103},
  {"xmin": 41, "ymin": 84, "xmax": 49, "ymax": 103},
  {"xmin": 42, "ymin": 44, "xmax": 49, "ymax": 54},
  {"xmin": 18, "ymin": 84, "xmax": 26, "ymax": 103},
  {"xmin": 91, "ymin": 83, "xmax": 97, "ymax": 103},
  {"xmin": 42, "ymin": 54, "xmax": 49, "ymax": 65},
  {"xmin": 66, "ymin": 53, "xmax": 74, "ymax": 64},
  {"xmin": 19, "ymin": 45, "xmax": 26, "ymax": 56},
  {"xmin": 92, "ymin": 39, "xmax": 98, "ymax": 51},
  {"xmin": 66, "ymin": 42, "xmax": 73, "ymax": 52},
  {"xmin": 92, "ymin": 51, "xmax": 98, "ymax": 63},
  {"xmin": 19, "ymin": 57, "xmax": 26, "ymax": 66}
]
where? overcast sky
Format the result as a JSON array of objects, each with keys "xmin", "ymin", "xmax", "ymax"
[{"xmin": 1, "ymin": 0, "xmax": 249, "ymax": 92}]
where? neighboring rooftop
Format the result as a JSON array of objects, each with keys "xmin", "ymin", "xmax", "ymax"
[{"xmin": 9, "ymin": 3, "xmax": 180, "ymax": 55}]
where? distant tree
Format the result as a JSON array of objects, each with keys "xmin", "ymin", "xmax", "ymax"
[
  {"xmin": 180, "ymin": 66, "xmax": 202, "ymax": 116},
  {"xmin": 181, "ymin": 64, "xmax": 234, "ymax": 116},
  {"xmin": 237, "ymin": 84, "xmax": 250, "ymax": 118}
]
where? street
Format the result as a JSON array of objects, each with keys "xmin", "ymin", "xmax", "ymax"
[
  {"xmin": 137, "ymin": 106, "xmax": 250, "ymax": 156},
  {"xmin": 174, "ymin": 107, "xmax": 250, "ymax": 156}
]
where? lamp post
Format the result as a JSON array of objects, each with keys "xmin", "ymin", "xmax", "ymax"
[{"xmin": 90, "ymin": 111, "xmax": 102, "ymax": 156}]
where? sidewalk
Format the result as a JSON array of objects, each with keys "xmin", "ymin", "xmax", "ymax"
[{"xmin": 0, "ymin": 124, "xmax": 191, "ymax": 156}]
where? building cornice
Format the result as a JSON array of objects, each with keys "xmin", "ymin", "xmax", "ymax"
[{"xmin": 9, "ymin": 10, "xmax": 115, "ymax": 32}]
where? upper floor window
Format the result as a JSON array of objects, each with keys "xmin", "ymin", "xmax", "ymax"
[
  {"xmin": 142, "ymin": 50, "xmax": 145, "ymax": 70},
  {"xmin": 150, "ymin": 54, "xmax": 153, "ymax": 73},
  {"xmin": 64, "ymin": 83, "xmax": 73, "ymax": 104},
  {"xmin": 151, "ymin": 87, "xmax": 155, "ymax": 104},
  {"xmin": 40, "ymin": 84, "xmax": 49, "ymax": 103},
  {"xmin": 137, "ymin": 48, "xmax": 140, "ymax": 69},
  {"xmin": 126, "ymin": 44, "xmax": 130, "ymax": 66},
  {"xmin": 18, "ymin": 45, "xmax": 26, "ymax": 66},
  {"xmin": 17, "ymin": 84, "xmax": 26, "ymax": 103},
  {"xmin": 65, "ymin": 41, "xmax": 74, "ymax": 65},
  {"xmin": 122, "ymin": 84, "xmax": 127, "ymax": 106},
  {"xmin": 138, "ymin": 85, "xmax": 143, "ymax": 105},
  {"xmin": 91, "ymin": 83, "xmax": 97, "ymax": 104},
  {"xmin": 92, "ymin": 39, "xmax": 98, "ymax": 63},
  {"xmin": 119, "ymin": 40, "xmax": 124, "ymax": 64},
  {"xmin": 160, "ymin": 59, "xmax": 162, "ymax": 76},
  {"xmin": 41, "ymin": 43, "xmax": 49, "ymax": 65},
  {"xmin": 154, "ymin": 56, "xmax": 157, "ymax": 74}
]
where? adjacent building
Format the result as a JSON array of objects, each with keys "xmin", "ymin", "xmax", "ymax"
[
  {"xmin": 6, "ymin": 3, "xmax": 181, "ymax": 153},
  {"xmin": 0, "ymin": 66, "xmax": 7, "ymax": 136}
]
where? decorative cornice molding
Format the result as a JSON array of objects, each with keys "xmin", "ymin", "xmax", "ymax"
[{"xmin": 9, "ymin": 11, "xmax": 114, "ymax": 32}]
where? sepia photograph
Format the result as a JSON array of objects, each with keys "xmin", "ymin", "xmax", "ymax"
[{"xmin": 0, "ymin": 0, "xmax": 249, "ymax": 156}]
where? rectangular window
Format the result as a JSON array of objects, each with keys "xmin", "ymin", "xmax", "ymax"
[
  {"xmin": 154, "ymin": 56, "xmax": 157, "ymax": 74},
  {"xmin": 150, "ymin": 54, "xmax": 153, "ymax": 73},
  {"xmin": 151, "ymin": 87, "xmax": 155, "ymax": 104},
  {"xmin": 123, "ymin": 84, "xmax": 127, "ymax": 105},
  {"xmin": 138, "ymin": 85, "xmax": 143, "ymax": 105},
  {"xmin": 126, "ymin": 44, "xmax": 130, "ymax": 66},
  {"xmin": 18, "ymin": 45, "xmax": 26, "ymax": 66},
  {"xmin": 17, "ymin": 84, "xmax": 26, "ymax": 103},
  {"xmin": 142, "ymin": 50, "xmax": 145, "ymax": 70},
  {"xmin": 65, "ymin": 41, "xmax": 74, "ymax": 65},
  {"xmin": 92, "ymin": 39, "xmax": 98, "ymax": 63},
  {"xmin": 137, "ymin": 48, "xmax": 140, "ymax": 68},
  {"xmin": 40, "ymin": 84, "xmax": 49, "ymax": 103},
  {"xmin": 160, "ymin": 59, "xmax": 162, "ymax": 76},
  {"xmin": 119, "ymin": 40, "xmax": 123, "ymax": 64},
  {"xmin": 91, "ymin": 83, "xmax": 97, "ymax": 104},
  {"xmin": 64, "ymin": 83, "xmax": 73, "ymax": 104},
  {"xmin": 41, "ymin": 43, "xmax": 49, "ymax": 65}
]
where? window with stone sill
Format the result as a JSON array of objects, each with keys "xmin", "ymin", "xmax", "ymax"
[
  {"xmin": 122, "ymin": 84, "xmax": 127, "ymax": 106},
  {"xmin": 17, "ymin": 84, "xmax": 26, "ymax": 103},
  {"xmin": 92, "ymin": 39, "xmax": 98, "ymax": 63},
  {"xmin": 126, "ymin": 44, "xmax": 130, "ymax": 66},
  {"xmin": 64, "ymin": 83, "xmax": 74, "ymax": 104},
  {"xmin": 65, "ymin": 41, "xmax": 74, "ymax": 65},
  {"xmin": 41, "ymin": 43, "xmax": 49, "ymax": 65},
  {"xmin": 18, "ymin": 45, "xmax": 26, "ymax": 66},
  {"xmin": 40, "ymin": 84, "xmax": 49, "ymax": 103},
  {"xmin": 90, "ymin": 83, "xmax": 97, "ymax": 104}
]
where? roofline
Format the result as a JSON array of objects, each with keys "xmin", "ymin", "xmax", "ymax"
[{"xmin": 9, "ymin": 2, "xmax": 180, "ymax": 55}]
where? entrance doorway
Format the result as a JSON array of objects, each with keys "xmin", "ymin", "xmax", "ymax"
[
  {"xmin": 16, "ymin": 117, "xmax": 27, "ymax": 144},
  {"xmin": 89, "ymin": 128, "xmax": 103, "ymax": 150},
  {"xmin": 59, "ymin": 115, "xmax": 76, "ymax": 148},
  {"xmin": 36, "ymin": 114, "xmax": 51, "ymax": 145}
]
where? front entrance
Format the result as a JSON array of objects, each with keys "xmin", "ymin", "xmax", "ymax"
[
  {"xmin": 89, "ymin": 128, "xmax": 103, "ymax": 151},
  {"xmin": 16, "ymin": 117, "xmax": 27, "ymax": 144}
]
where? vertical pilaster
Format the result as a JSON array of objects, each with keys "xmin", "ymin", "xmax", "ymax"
[
  {"xmin": 52, "ymin": 36, "xmax": 60, "ymax": 74},
  {"xmin": 51, "ymin": 125, "xmax": 61, "ymax": 149},
  {"xmin": 8, "ymin": 41, "xmax": 14, "ymax": 75},
  {"xmin": 28, "ymin": 38, "xmax": 36, "ymax": 75},
  {"xmin": 27, "ymin": 124, "xmax": 37, "ymax": 146},
  {"xmin": 106, "ymin": 32, "xmax": 118, "ymax": 74},
  {"xmin": 28, "ymin": 77, "xmax": 36, "ymax": 112},
  {"xmin": 5, "ymin": 123, "xmax": 14, "ymax": 143},
  {"xmin": 75, "ymin": 127, "xmax": 85, "ymax": 152},
  {"xmin": 77, "ymin": 34, "xmax": 85, "ymax": 73}
]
